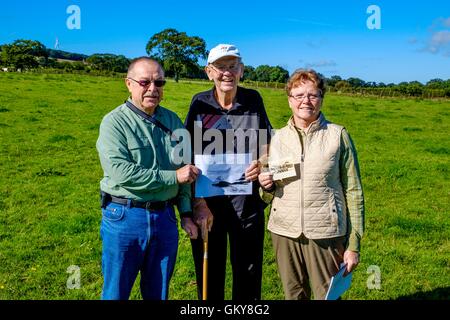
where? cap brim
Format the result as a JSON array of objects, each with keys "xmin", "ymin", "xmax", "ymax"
[{"xmin": 208, "ymin": 53, "xmax": 241, "ymax": 64}]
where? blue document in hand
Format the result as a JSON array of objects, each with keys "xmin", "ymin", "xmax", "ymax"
[{"xmin": 325, "ymin": 264, "xmax": 353, "ymax": 300}]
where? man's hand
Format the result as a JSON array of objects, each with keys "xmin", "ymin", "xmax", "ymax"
[
  {"xmin": 176, "ymin": 165, "xmax": 199, "ymax": 184},
  {"xmin": 258, "ymin": 171, "xmax": 274, "ymax": 190},
  {"xmin": 193, "ymin": 198, "xmax": 213, "ymax": 232},
  {"xmin": 181, "ymin": 217, "xmax": 198, "ymax": 239},
  {"xmin": 343, "ymin": 250, "xmax": 360, "ymax": 275},
  {"xmin": 245, "ymin": 160, "xmax": 261, "ymax": 182}
]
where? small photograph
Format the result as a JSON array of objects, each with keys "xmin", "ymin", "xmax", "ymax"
[{"xmin": 269, "ymin": 157, "xmax": 297, "ymax": 180}]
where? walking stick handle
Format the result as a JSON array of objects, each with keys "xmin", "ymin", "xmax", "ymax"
[{"xmin": 201, "ymin": 219, "xmax": 208, "ymax": 242}]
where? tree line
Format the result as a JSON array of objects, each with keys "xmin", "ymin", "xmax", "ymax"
[
  {"xmin": 0, "ymin": 36, "xmax": 290, "ymax": 83},
  {"xmin": 0, "ymin": 40, "xmax": 130, "ymax": 74},
  {"xmin": 1, "ymin": 32, "xmax": 449, "ymax": 98},
  {"xmin": 325, "ymin": 75, "xmax": 450, "ymax": 98}
]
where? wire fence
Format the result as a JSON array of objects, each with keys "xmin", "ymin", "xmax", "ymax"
[
  {"xmin": 178, "ymin": 78, "xmax": 450, "ymax": 99},
  {"xmin": 4, "ymin": 69, "xmax": 449, "ymax": 100}
]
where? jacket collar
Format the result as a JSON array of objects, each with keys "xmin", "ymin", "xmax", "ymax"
[{"xmin": 287, "ymin": 112, "xmax": 327, "ymax": 134}]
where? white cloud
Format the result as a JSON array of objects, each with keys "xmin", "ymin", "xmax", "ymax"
[
  {"xmin": 431, "ymin": 30, "xmax": 450, "ymax": 45},
  {"xmin": 440, "ymin": 17, "xmax": 450, "ymax": 28},
  {"xmin": 424, "ymin": 30, "xmax": 450, "ymax": 55},
  {"xmin": 419, "ymin": 17, "xmax": 450, "ymax": 57}
]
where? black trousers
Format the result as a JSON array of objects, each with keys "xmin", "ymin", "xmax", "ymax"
[{"xmin": 190, "ymin": 197, "xmax": 265, "ymax": 301}]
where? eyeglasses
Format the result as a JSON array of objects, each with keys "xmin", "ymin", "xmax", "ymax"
[
  {"xmin": 128, "ymin": 78, "xmax": 166, "ymax": 88},
  {"xmin": 209, "ymin": 63, "xmax": 241, "ymax": 74},
  {"xmin": 289, "ymin": 92, "xmax": 322, "ymax": 102}
]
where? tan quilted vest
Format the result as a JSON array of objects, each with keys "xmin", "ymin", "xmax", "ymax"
[{"xmin": 267, "ymin": 113, "xmax": 348, "ymax": 239}]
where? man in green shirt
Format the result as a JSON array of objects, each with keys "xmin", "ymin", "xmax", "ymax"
[{"xmin": 96, "ymin": 57, "xmax": 199, "ymax": 300}]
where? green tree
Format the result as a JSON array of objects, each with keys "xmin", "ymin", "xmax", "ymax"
[
  {"xmin": 253, "ymin": 65, "xmax": 288, "ymax": 83},
  {"xmin": 183, "ymin": 63, "xmax": 207, "ymax": 80},
  {"xmin": 145, "ymin": 28, "xmax": 207, "ymax": 82},
  {"xmin": 347, "ymin": 77, "xmax": 366, "ymax": 88},
  {"xmin": 426, "ymin": 78, "xmax": 444, "ymax": 89},
  {"xmin": 326, "ymin": 75, "xmax": 342, "ymax": 87},
  {"xmin": 47, "ymin": 49, "xmax": 88, "ymax": 61},
  {"xmin": 243, "ymin": 65, "xmax": 256, "ymax": 81},
  {"xmin": 1, "ymin": 39, "xmax": 48, "ymax": 70},
  {"xmin": 406, "ymin": 81, "xmax": 424, "ymax": 96},
  {"xmin": 86, "ymin": 54, "xmax": 129, "ymax": 73},
  {"xmin": 254, "ymin": 65, "xmax": 270, "ymax": 82},
  {"xmin": 335, "ymin": 80, "xmax": 351, "ymax": 91},
  {"xmin": 268, "ymin": 66, "xmax": 289, "ymax": 83}
]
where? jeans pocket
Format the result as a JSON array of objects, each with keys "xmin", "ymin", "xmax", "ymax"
[
  {"xmin": 102, "ymin": 203, "xmax": 125, "ymax": 222},
  {"xmin": 167, "ymin": 206, "xmax": 177, "ymax": 224}
]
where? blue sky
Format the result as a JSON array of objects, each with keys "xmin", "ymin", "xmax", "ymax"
[{"xmin": 1, "ymin": 0, "xmax": 449, "ymax": 83}]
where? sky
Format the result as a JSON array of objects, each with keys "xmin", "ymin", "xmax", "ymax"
[{"xmin": 1, "ymin": 0, "xmax": 449, "ymax": 84}]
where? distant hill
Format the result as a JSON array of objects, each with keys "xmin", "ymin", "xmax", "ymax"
[{"xmin": 47, "ymin": 49, "xmax": 88, "ymax": 61}]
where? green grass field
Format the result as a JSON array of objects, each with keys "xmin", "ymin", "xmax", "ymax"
[{"xmin": 0, "ymin": 72, "xmax": 449, "ymax": 300}]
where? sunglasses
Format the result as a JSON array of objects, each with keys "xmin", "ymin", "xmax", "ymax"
[{"xmin": 128, "ymin": 77, "xmax": 166, "ymax": 88}]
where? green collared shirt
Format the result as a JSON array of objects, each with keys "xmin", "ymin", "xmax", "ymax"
[
  {"xmin": 295, "ymin": 125, "xmax": 365, "ymax": 252},
  {"xmin": 96, "ymin": 99, "xmax": 191, "ymax": 215}
]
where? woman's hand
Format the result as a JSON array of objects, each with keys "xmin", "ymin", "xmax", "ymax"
[{"xmin": 343, "ymin": 250, "xmax": 360, "ymax": 274}]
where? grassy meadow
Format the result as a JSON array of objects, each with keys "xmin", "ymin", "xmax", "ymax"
[{"xmin": 0, "ymin": 72, "xmax": 449, "ymax": 300}]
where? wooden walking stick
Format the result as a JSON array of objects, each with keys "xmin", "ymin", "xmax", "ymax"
[{"xmin": 201, "ymin": 219, "xmax": 208, "ymax": 300}]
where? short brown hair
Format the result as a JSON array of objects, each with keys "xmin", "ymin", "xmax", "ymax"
[{"xmin": 286, "ymin": 69, "xmax": 326, "ymax": 97}]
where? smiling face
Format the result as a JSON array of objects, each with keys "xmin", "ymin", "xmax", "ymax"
[
  {"xmin": 125, "ymin": 60, "xmax": 164, "ymax": 115},
  {"xmin": 288, "ymin": 80, "xmax": 323, "ymax": 128},
  {"xmin": 205, "ymin": 56, "xmax": 243, "ymax": 95}
]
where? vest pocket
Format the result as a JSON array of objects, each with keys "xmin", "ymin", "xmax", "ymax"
[{"xmin": 328, "ymin": 191, "xmax": 339, "ymax": 229}]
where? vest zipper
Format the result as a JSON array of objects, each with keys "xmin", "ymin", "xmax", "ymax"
[{"xmin": 299, "ymin": 131, "xmax": 306, "ymax": 234}]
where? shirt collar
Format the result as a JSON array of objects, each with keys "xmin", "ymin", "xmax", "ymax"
[
  {"xmin": 126, "ymin": 97, "xmax": 161, "ymax": 120},
  {"xmin": 288, "ymin": 112, "xmax": 326, "ymax": 134},
  {"xmin": 203, "ymin": 86, "xmax": 245, "ymax": 112}
]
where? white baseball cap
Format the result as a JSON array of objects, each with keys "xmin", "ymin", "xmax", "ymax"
[{"xmin": 207, "ymin": 44, "xmax": 241, "ymax": 64}]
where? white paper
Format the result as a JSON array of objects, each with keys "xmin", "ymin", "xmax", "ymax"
[
  {"xmin": 269, "ymin": 157, "xmax": 297, "ymax": 181},
  {"xmin": 195, "ymin": 153, "xmax": 252, "ymax": 197},
  {"xmin": 325, "ymin": 263, "xmax": 353, "ymax": 300}
]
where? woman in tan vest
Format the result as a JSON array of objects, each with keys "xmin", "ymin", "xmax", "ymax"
[{"xmin": 259, "ymin": 69, "xmax": 365, "ymax": 300}]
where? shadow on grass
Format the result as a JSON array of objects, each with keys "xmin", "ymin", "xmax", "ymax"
[{"xmin": 396, "ymin": 287, "xmax": 450, "ymax": 300}]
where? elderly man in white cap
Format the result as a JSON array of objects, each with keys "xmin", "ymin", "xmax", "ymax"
[{"xmin": 184, "ymin": 44, "xmax": 273, "ymax": 300}]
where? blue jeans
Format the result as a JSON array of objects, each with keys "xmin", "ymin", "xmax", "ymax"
[{"xmin": 100, "ymin": 201, "xmax": 178, "ymax": 300}]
